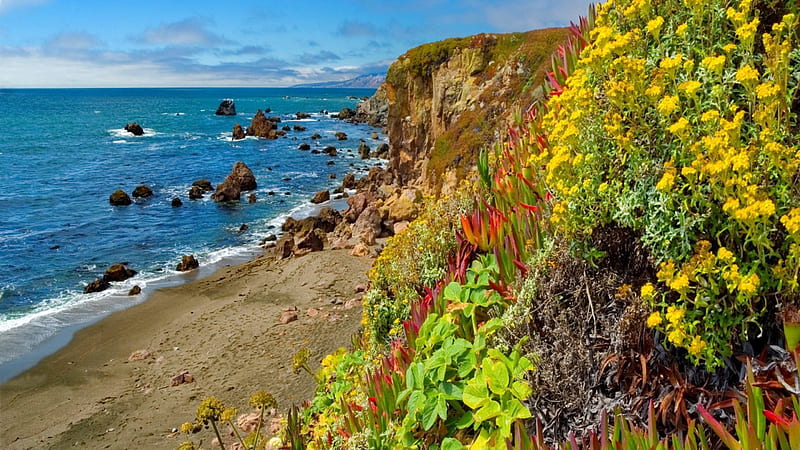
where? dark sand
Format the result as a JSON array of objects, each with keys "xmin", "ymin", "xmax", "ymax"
[{"xmin": 0, "ymin": 249, "xmax": 372, "ymax": 449}]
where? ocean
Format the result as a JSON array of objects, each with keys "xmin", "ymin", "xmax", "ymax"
[{"xmin": 0, "ymin": 87, "xmax": 382, "ymax": 381}]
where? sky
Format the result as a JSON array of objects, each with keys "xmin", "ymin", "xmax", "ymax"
[{"xmin": 0, "ymin": 0, "xmax": 594, "ymax": 88}]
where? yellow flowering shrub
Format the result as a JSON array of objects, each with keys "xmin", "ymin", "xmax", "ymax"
[{"xmin": 539, "ymin": 0, "xmax": 800, "ymax": 367}]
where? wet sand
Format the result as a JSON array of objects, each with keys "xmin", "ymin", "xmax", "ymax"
[{"xmin": 0, "ymin": 249, "xmax": 372, "ymax": 449}]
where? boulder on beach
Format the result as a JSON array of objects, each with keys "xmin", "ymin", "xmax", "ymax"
[
  {"xmin": 335, "ymin": 132, "xmax": 348, "ymax": 141},
  {"xmin": 132, "ymin": 185, "xmax": 153, "ymax": 198},
  {"xmin": 351, "ymin": 205, "xmax": 382, "ymax": 245},
  {"xmin": 176, "ymin": 255, "xmax": 199, "ymax": 272},
  {"xmin": 274, "ymin": 232, "xmax": 295, "ymax": 259},
  {"xmin": 84, "ymin": 278, "xmax": 110, "ymax": 294},
  {"xmin": 215, "ymin": 99, "xmax": 237, "ymax": 116},
  {"xmin": 296, "ymin": 228, "xmax": 325, "ymax": 252},
  {"xmin": 104, "ymin": 263, "xmax": 137, "ymax": 282},
  {"xmin": 124, "ymin": 122, "xmax": 144, "ymax": 136},
  {"xmin": 109, "ymin": 189, "xmax": 132, "ymax": 206},
  {"xmin": 246, "ymin": 109, "xmax": 277, "ymax": 139},
  {"xmin": 338, "ymin": 108, "xmax": 355, "ymax": 120},
  {"xmin": 232, "ymin": 123, "xmax": 246, "ymax": 140},
  {"xmin": 128, "ymin": 285, "xmax": 142, "ymax": 296},
  {"xmin": 311, "ymin": 190, "xmax": 330, "ymax": 204}
]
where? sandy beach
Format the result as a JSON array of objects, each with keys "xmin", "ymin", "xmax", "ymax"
[{"xmin": 0, "ymin": 248, "xmax": 373, "ymax": 449}]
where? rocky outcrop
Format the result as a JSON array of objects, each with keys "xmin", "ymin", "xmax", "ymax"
[
  {"xmin": 132, "ymin": 185, "xmax": 153, "ymax": 198},
  {"xmin": 337, "ymin": 108, "xmax": 356, "ymax": 120},
  {"xmin": 232, "ymin": 123, "xmax": 246, "ymax": 140},
  {"xmin": 84, "ymin": 278, "xmax": 110, "ymax": 294},
  {"xmin": 215, "ymin": 99, "xmax": 237, "ymax": 116},
  {"xmin": 104, "ymin": 263, "xmax": 137, "ymax": 282},
  {"xmin": 373, "ymin": 143, "xmax": 390, "ymax": 159},
  {"xmin": 212, "ymin": 162, "xmax": 256, "ymax": 202},
  {"xmin": 246, "ymin": 109, "xmax": 277, "ymax": 139},
  {"xmin": 125, "ymin": 123, "xmax": 144, "ymax": 136},
  {"xmin": 176, "ymin": 255, "xmax": 199, "ymax": 271},
  {"xmin": 109, "ymin": 190, "xmax": 132, "ymax": 206},
  {"xmin": 376, "ymin": 29, "xmax": 567, "ymax": 193},
  {"xmin": 353, "ymin": 84, "xmax": 389, "ymax": 127},
  {"xmin": 188, "ymin": 186, "xmax": 204, "ymax": 200},
  {"xmin": 192, "ymin": 180, "xmax": 214, "ymax": 192},
  {"xmin": 335, "ymin": 132, "xmax": 348, "ymax": 141},
  {"xmin": 311, "ymin": 190, "xmax": 330, "ymax": 204},
  {"xmin": 358, "ymin": 141, "xmax": 371, "ymax": 159}
]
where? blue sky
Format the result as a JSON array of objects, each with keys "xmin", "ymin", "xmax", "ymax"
[{"xmin": 0, "ymin": 0, "xmax": 593, "ymax": 88}]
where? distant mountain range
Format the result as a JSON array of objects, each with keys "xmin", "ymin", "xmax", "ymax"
[{"xmin": 292, "ymin": 73, "xmax": 385, "ymax": 89}]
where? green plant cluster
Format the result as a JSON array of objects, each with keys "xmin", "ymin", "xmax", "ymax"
[
  {"xmin": 537, "ymin": 0, "xmax": 800, "ymax": 367},
  {"xmin": 362, "ymin": 192, "xmax": 472, "ymax": 351}
]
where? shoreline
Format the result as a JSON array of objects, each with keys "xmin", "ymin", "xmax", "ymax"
[{"xmin": 0, "ymin": 247, "xmax": 373, "ymax": 449}]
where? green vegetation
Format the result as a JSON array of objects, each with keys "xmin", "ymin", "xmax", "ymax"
[{"xmin": 180, "ymin": 0, "xmax": 800, "ymax": 448}]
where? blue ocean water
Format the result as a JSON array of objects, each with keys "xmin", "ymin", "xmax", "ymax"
[{"xmin": 0, "ymin": 87, "xmax": 382, "ymax": 379}]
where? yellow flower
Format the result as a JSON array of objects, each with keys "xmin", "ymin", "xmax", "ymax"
[
  {"xmin": 755, "ymin": 81, "xmax": 780, "ymax": 99},
  {"xmin": 220, "ymin": 408, "xmax": 237, "ymax": 423},
  {"xmin": 717, "ymin": 247, "xmax": 735, "ymax": 262},
  {"xmin": 656, "ymin": 169, "xmax": 676, "ymax": 191},
  {"xmin": 646, "ymin": 16, "xmax": 665, "ymax": 37},
  {"xmin": 701, "ymin": 110, "xmax": 720, "ymax": 123},
  {"xmin": 668, "ymin": 117, "xmax": 690, "ymax": 137},
  {"xmin": 669, "ymin": 273, "xmax": 690, "ymax": 292},
  {"xmin": 659, "ymin": 54, "xmax": 683, "ymax": 72},
  {"xmin": 736, "ymin": 18, "xmax": 760, "ymax": 45},
  {"xmin": 641, "ymin": 283, "xmax": 656, "ymax": 300},
  {"xmin": 668, "ymin": 328, "xmax": 686, "ymax": 346},
  {"xmin": 781, "ymin": 208, "xmax": 800, "ymax": 235},
  {"xmin": 657, "ymin": 95, "xmax": 680, "ymax": 116},
  {"xmin": 701, "ymin": 55, "xmax": 726, "ymax": 74},
  {"xmin": 645, "ymin": 84, "xmax": 664, "ymax": 98},
  {"xmin": 647, "ymin": 312, "xmax": 663, "ymax": 328},
  {"xmin": 681, "ymin": 166, "xmax": 697, "ymax": 177},
  {"xmin": 688, "ymin": 336, "xmax": 707, "ymax": 357},
  {"xmin": 738, "ymin": 273, "xmax": 759, "ymax": 295},
  {"xmin": 679, "ymin": 80, "xmax": 702, "ymax": 97},
  {"xmin": 598, "ymin": 182, "xmax": 608, "ymax": 193},
  {"xmin": 736, "ymin": 64, "xmax": 760, "ymax": 85},
  {"xmin": 676, "ymin": 23, "xmax": 689, "ymax": 37},
  {"xmin": 666, "ymin": 305, "xmax": 686, "ymax": 325},
  {"xmin": 723, "ymin": 43, "xmax": 737, "ymax": 54}
]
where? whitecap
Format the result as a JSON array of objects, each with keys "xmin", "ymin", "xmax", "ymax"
[{"xmin": 107, "ymin": 128, "xmax": 157, "ymax": 138}]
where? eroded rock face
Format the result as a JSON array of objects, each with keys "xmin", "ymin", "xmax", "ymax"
[
  {"xmin": 296, "ymin": 228, "xmax": 325, "ymax": 252},
  {"xmin": 358, "ymin": 141, "xmax": 371, "ymax": 159},
  {"xmin": 274, "ymin": 232, "xmax": 295, "ymax": 259},
  {"xmin": 353, "ymin": 85, "xmax": 388, "ymax": 127},
  {"xmin": 109, "ymin": 190, "xmax": 132, "ymax": 206},
  {"xmin": 343, "ymin": 192, "xmax": 377, "ymax": 223},
  {"xmin": 215, "ymin": 99, "xmax": 237, "ymax": 116},
  {"xmin": 176, "ymin": 255, "xmax": 199, "ymax": 271},
  {"xmin": 232, "ymin": 123, "xmax": 246, "ymax": 140},
  {"xmin": 351, "ymin": 205, "xmax": 382, "ymax": 245},
  {"xmin": 341, "ymin": 173, "xmax": 356, "ymax": 190},
  {"xmin": 125, "ymin": 122, "xmax": 144, "ymax": 136},
  {"xmin": 246, "ymin": 109, "xmax": 277, "ymax": 139}
]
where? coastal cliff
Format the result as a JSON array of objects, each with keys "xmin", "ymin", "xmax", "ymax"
[{"xmin": 362, "ymin": 28, "xmax": 568, "ymax": 193}]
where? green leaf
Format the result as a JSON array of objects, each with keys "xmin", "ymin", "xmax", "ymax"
[
  {"xmin": 439, "ymin": 381, "xmax": 464, "ymax": 400},
  {"xmin": 473, "ymin": 400, "xmax": 501, "ymax": 423},
  {"xmin": 455, "ymin": 410, "xmax": 474, "ymax": 430},
  {"xmin": 510, "ymin": 381, "xmax": 532, "ymax": 400},
  {"xmin": 407, "ymin": 390, "xmax": 425, "ymax": 416},
  {"xmin": 478, "ymin": 318, "xmax": 505, "ymax": 336},
  {"xmin": 436, "ymin": 394, "xmax": 448, "ymax": 420},
  {"xmin": 443, "ymin": 282, "xmax": 462, "ymax": 301},
  {"xmin": 441, "ymin": 437, "xmax": 465, "ymax": 450},
  {"xmin": 421, "ymin": 394, "xmax": 440, "ymax": 430},
  {"xmin": 462, "ymin": 376, "xmax": 489, "ymax": 409},
  {"xmin": 504, "ymin": 398, "xmax": 532, "ymax": 420},
  {"xmin": 484, "ymin": 358, "xmax": 510, "ymax": 395},
  {"xmin": 406, "ymin": 362, "xmax": 424, "ymax": 390}
]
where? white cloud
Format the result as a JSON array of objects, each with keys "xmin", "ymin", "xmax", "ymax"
[
  {"xmin": 0, "ymin": 0, "xmax": 50, "ymax": 14},
  {"xmin": 138, "ymin": 18, "xmax": 232, "ymax": 46}
]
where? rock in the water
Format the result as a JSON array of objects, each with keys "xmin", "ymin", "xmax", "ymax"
[
  {"xmin": 338, "ymin": 108, "xmax": 355, "ymax": 120},
  {"xmin": 104, "ymin": 263, "xmax": 137, "ymax": 282},
  {"xmin": 232, "ymin": 123, "xmax": 246, "ymax": 140},
  {"xmin": 311, "ymin": 190, "xmax": 330, "ymax": 204},
  {"xmin": 188, "ymin": 186, "xmax": 204, "ymax": 200},
  {"xmin": 311, "ymin": 133, "xmax": 322, "ymax": 140},
  {"xmin": 192, "ymin": 179, "xmax": 214, "ymax": 192},
  {"xmin": 293, "ymin": 124, "xmax": 306, "ymax": 132},
  {"xmin": 298, "ymin": 143, "xmax": 311, "ymax": 151},
  {"xmin": 282, "ymin": 125, "xmax": 291, "ymax": 131},
  {"xmin": 132, "ymin": 185, "xmax": 153, "ymax": 198},
  {"xmin": 176, "ymin": 255, "xmax": 199, "ymax": 272},
  {"xmin": 296, "ymin": 112, "xmax": 311, "ymax": 119},
  {"xmin": 274, "ymin": 232, "xmax": 295, "ymax": 259},
  {"xmin": 171, "ymin": 197, "xmax": 183, "ymax": 207},
  {"xmin": 84, "ymin": 278, "xmax": 110, "ymax": 294},
  {"xmin": 212, "ymin": 161, "xmax": 256, "ymax": 202},
  {"xmin": 358, "ymin": 141, "xmax": 371, "ymax": 159},
  {"xmin": 128, "ymin": 285, "xmax": 142, "ymax": 296},
  {"xmin": 215, "ymin": 99, "xmax": 237, "ymax": 116},
  {"xmin": 248, "ymin": 193, "xmax": 257, "ymax": 203},
  {"xmin": 373, "ymin": 142, "xmax": 389, "ymax": 158},
  {"xmin": 246, "ymin": 109, "xmax": 277, "ymax": 139},
  {"xmin": 335, "ymin": 132, "xmax": 348, "ymax": 141},
  {"xmin": 329, "ymin": 173, "xmax": 337, "ymax": 179},
  {"xmin": 371, "ymin": 131, "xmax": 379, "ymax": 140},
  {"xmin": 124, "ymin": 122, "xmax": 144, "ymax": 136},
  {"xmin": 323, "ymin": 146, "xmax": 337, "ymax": 156},
  {"xmin": 109, "ymin": 190, "xmax": 132, "ymax": 206},
  {"xmin": 342, "ymin": 173, "xmax": 356, "ymax": 190},
  {"xmin": 239, "ymin": 224, "xmax": 249, "ymax": 232}
]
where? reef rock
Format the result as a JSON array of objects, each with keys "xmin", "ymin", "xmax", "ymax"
[
  {"xmin": 337, "ymin": 107, "xmax": 356, "ymax": 120},
  {"xmin": 104, "ymin": 263, "xmax": 137, "ymax": 282},
  {"xmin": 246, "ymin": 109, "xmax": 277, "ymax": 139},
  {"xmin": 358, "ymin": 141, "xmax": 371, "ymax": 159},
  {"xmin": 212, "ymin": 162, "xmax": 256, "ymax": 202},
  {"xmin": 124, "ymin": 122, "xmax": 144, "ymax": 136},
  {"xmin": 335, "ymin": 132, "xmax": 348, "ymax": 141},
  {"xmin": 311, "ymin": 190, "xmax": 330, "ymax": 204},
  {"xmin": 132, "ymin": 185, "xmax": 153, "ymax": 198},
  {"xmin": 109, "ymin": 190, "xmax": 132, "ymax": 206},
  {"xmin": 171, "ymin": 197, "xmax": 183, "ymax": 207},
  {"xmin": 84, "ymin": 278, "xmax": 110, "ymax": 294},
  {"xmin": 215, "ymin": 99, "xmax": 237, "ymax": 116},
  {"xmin": 192, "ymin": 180, "xmax": 214, "ymax": 192},
  {"xmin": 188, "ymin": 186, "xmax": 204, "ymax": 200},
  {"xmin": 232, "ymin": 123, "xmax": 246, "ymax": 140},
  {"xmin": 298, "ymin": 143, "xmax": 311, "ymax": 151}
]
